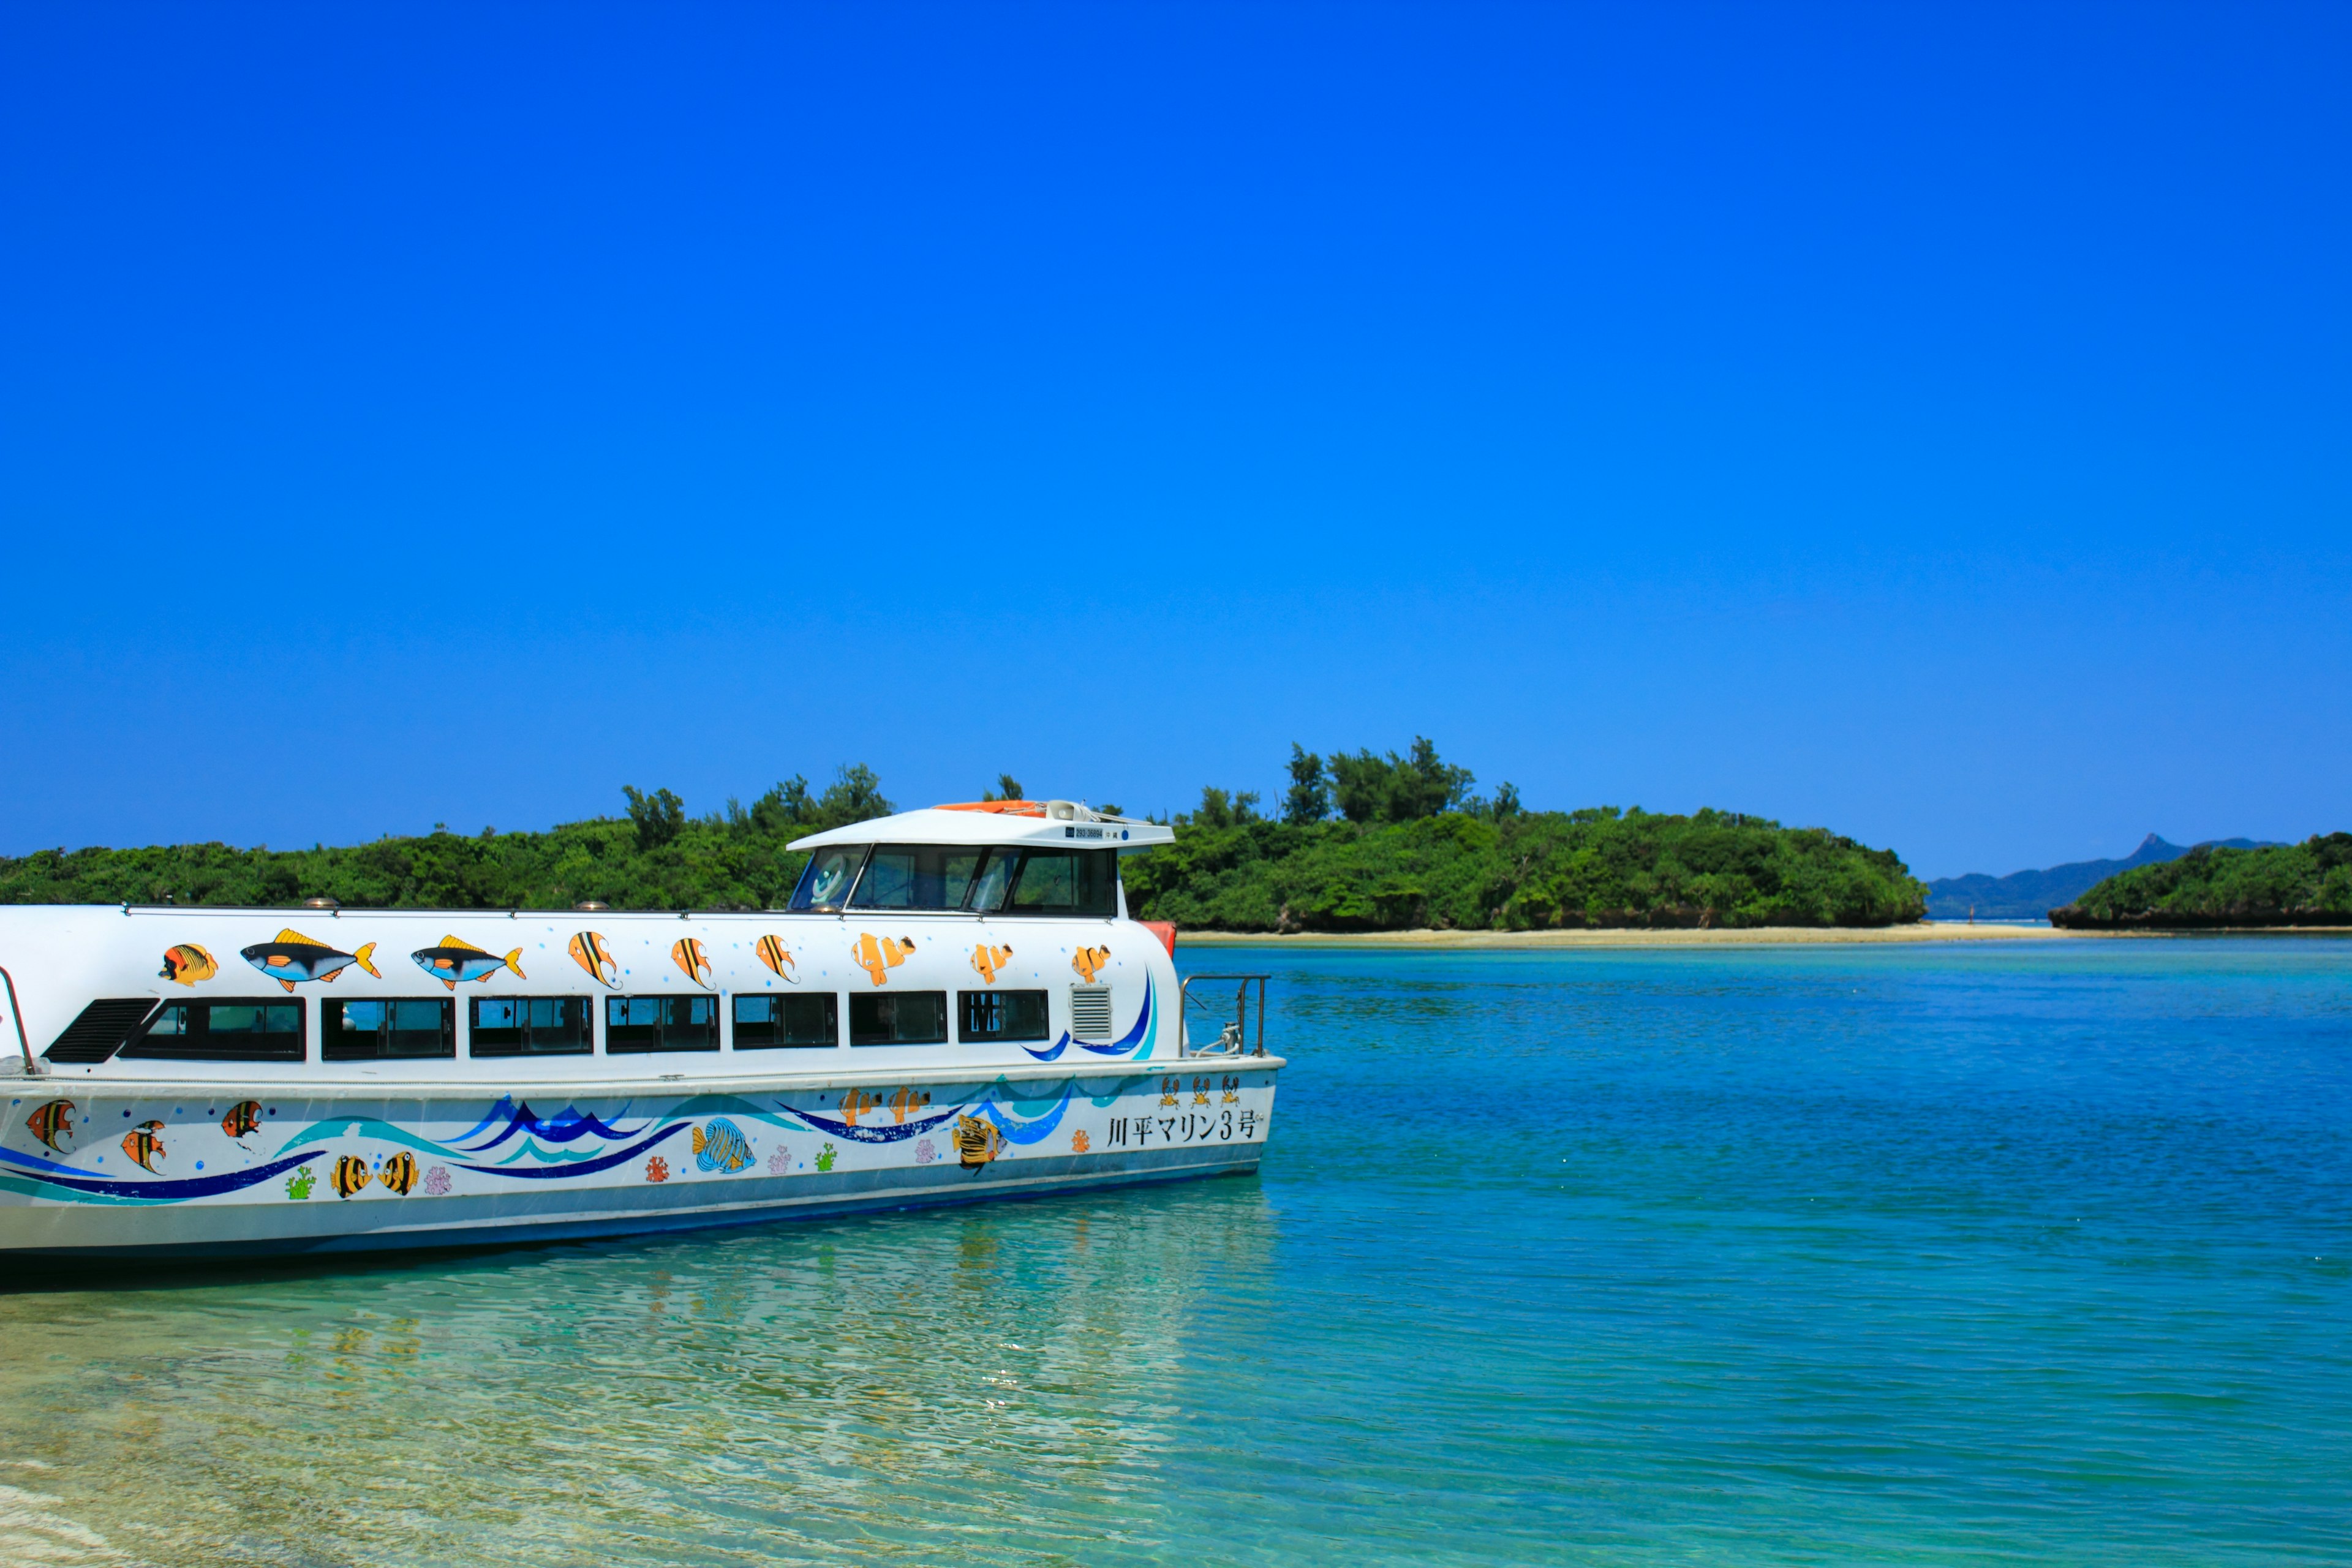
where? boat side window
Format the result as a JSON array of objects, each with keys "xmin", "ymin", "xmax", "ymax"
[
  {"xmin": 323, "ymin": 999, "xmax": 455, "ymax": 1061},
  {"xmin": 849, "ymin": 844, "xmax": 986, "ymax": 910},
  {"xmin": 121, "ymin": 1000, "xmax": 306, "ymax": 1063},
  {"xmin": 790, "ymin": 846, "xmax": 868, "ymax": 912},
  {"xmin": 470, "ymin": 997, "xmax": 592, "ymax": 1057},
  {"xmin": 733, "ymin": 993, "xmax": 839, "ymax": 1049},
  {"xmin": 959, "ymin": 990, "xmax": 1049, "ymax": 1042},
  {"xmin": 964, "ymin": 848, "xmax": 1018, "ymax": 912},
  {"xmin": 606, "ymin": 995, "xmax": 718, "ymax": 1053},
  {"xmin": 997, "ymin": 849, "xmax": 1117, "ymax": 917},
  {"xmin": 849, "ymin": 991, "xmax": 948, "ymax": 1046}
]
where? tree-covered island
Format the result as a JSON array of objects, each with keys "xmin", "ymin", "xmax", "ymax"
[
  {"xmin": 0, "ymin": 741, "xmax": 1930, "ymax": 930},
  {"xmin": 2051, "ymin": 834, "xmax": 2352, "ymax": 928}
]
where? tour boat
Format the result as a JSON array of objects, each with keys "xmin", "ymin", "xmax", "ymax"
[{"xmin": 0, "ymin": 801, "xmax": 1278, "ymax": 1261}]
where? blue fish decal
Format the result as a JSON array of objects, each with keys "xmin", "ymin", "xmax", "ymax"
[
  {"xmin": 412, "ymin": 935, "xmax": 526, "ymax": 992},
  {"xmin": 692, "ymin": 1118, "xmax": 753, "ymax": 1174},
  {"xmin": 240, "ymin": 929, "xmax": 381, "ymax": 992}
]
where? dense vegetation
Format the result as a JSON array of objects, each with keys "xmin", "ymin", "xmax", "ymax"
[
  {"xmin": 0, "ymin": 742, "xmax": 1929, "ymax": 929},
  {"xmin": 2051, "ymin": 835, "xmax": 2352, "ymax": 929}
]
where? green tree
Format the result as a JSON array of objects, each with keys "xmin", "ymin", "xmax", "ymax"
[
  {"xmin": 1284, "ymin": 745, "xmax": 1329, "ymax": 824},
  {"xmin": 621, "ymin": 786, "xmax": 685, "ymax": 850},
  {"xmin": 981, "ymin": 774, "xmax": 1025, "ymax": 802}
]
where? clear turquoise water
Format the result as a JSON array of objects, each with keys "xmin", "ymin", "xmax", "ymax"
[{"xmin": 2, "ymin": 940, "xmax": 2347, "ymax": 1566}]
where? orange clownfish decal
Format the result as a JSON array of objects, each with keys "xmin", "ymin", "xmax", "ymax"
[
  {"xmin": 888, "ymin": 1088, "xmax": 932, "ymax": 1124},
  {"xmin": 1072, "ymin": 946, "xmax": 1111, "ymax": 984},
  {"xmin": 851, "ymin": 933, "xmax": 916, "ymax": 987},
  {"xmin": 755, "ymin": 935, "xmax": 799, "ymax": 983},
  {"xmin": 970, "ymin": 943, "xmax": 1013, "ymax": 984},
  {"xmin": 673, "ymin": 938, "xmax": 714, "ymax": 989},
  {"xmin": 840, "ymin": 1088, "xmax": 882, "ymax": 1126}
]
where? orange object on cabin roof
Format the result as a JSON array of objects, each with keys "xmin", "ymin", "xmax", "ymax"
[{"xmin": 933, "ymin": 801, "xmax": 1048, "ymax": 816}]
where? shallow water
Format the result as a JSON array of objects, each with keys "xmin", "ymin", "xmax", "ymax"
[{"xmin": 2, "ymin": 940, "xmax": 2347, "ymax": 1566}]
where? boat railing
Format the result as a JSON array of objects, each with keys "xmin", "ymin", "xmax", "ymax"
[
  {"xmin": 1, "ymin": 967, "xmax": 36, "ymax": 1078},
  {"xmin": 1178, "ymin": 973, "xmax": 1268, "ymax": 1058}
]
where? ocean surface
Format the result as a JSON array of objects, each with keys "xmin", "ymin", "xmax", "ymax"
[{"xmin": 2, "ymin": 939, "xmax": 2347, "ymax": 1567}]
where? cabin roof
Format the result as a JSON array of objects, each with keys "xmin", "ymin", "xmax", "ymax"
[{"xmin": 788, "ymin": 802, "xmax": 1174, "ymax": 851}]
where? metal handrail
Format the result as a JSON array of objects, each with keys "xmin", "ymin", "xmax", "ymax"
[
  {"xmin": 1178, "ymin": 973, "xmax": 1268, "ymax": 1058},
  {"xmin": 1, "ymin": 967, "xmax": 36, "ymax": 1077}
]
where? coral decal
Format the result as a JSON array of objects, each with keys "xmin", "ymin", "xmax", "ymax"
[
  {"xmin": 220, "ymin": 1100, "xmax": 262, "ymax": 1145},
  {"xmin": 331, "ymin": 1155, "xmax": 372, "ymax": 1199},
  {"xmin": 379, "ymin": 1151, "xmax": 420, "ymax": 1195},
  {"xmin": 971, "ymin": 943, "xmax": 1014, "ymax": 984},
  {"xmin": 412, "ymin": 937, "xmax": 526, "ymax": 990},
  {"xmin": 888, "ymin": 1088, "xmax": 932, "ymax": 1125},
  {"xmin": 25, "ymin": 1099, "xmax": 75, "ymax": 1154},
  {"xmin": 159, "ymin": 944, "xmax": 217, "ymax": 986},
  {"xmin": 755, "ymin": 935, "xmax": 799, "ymax": 983},
  {"xmin": 815, "ymin": 1142, "xmax": 837, "ymax": 1173},
  {"xmin": 1071, "ymin": 1129, "xmax": 1091, "ymax": 1154},
  {"xmin": 693, "ymin": 1118, "xmax": 753, "ymax": 1174},
  {"xmin": 953, "ymin": 1115, "xmax": 1003, "ymax": 1171},
  {"xmin": 914, "ymin": 1138, "xmax": 937, "ymax": 1165},
  {"xmin": 673, "ymin": 938, "xmax": 714, "ymax": 990},
  {"xmin": 240, "ymin": 929, "xmax": 380, "ymax": 992},
  {"xmin": 1072, "ymin": 946, "xmax": 1110, "ymax": 984},
  {"xmin": 851, "ymin": 933, "xmax": 916, "ymax": 986},
  {"xmin": 285, "ymin": 1165, "xmax": 317, "ymax": 1200},
  {"xmin": 121, "ymin": 1120, "xmax": 166, "ymax": 1173},
  {"xmin": 645, "ymin": 1156, "xmax": 670, "ymax": 1183},
  {"xmin": 766, "ymin": 1147, "xmax": 791, "ymax": 1176},
  {"xmin": 569, "ymin": 932, "xmax": 620, "ymax": 987},
  {"xmin": 423, "ymin": 1164, "xmax": 452, "ymax": 1196}
]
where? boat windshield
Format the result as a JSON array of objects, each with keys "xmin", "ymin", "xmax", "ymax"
[
  {"xmin": 790, "ymin": 846, "xmax": 868, "ymax": 912},
  {"xmin": 850, "ymin": 844, "xmax": 986, "ymax": 910}
]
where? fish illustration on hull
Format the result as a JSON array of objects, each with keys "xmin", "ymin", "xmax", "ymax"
[
  {"xmin": 25, "ymin": 1100, "xmax": 75, "ymax": 1154},
  {"xmin": 379, "ymin": 1152, "xmax": 419, "ymax": 1195},
  {"xmin": 122, "ymin": 1120, "xmax": 165, "ymax": 1174},
  {"xmin": 412, "ymin": 937, "xmax": 526, "ymax": 991},
  {"xmin": 331, "ymin": 1155, "xmax": 372, "ymax": 1199},
  {"xmin": 221, "ymin": 1100, "xmax": 263, "ymax": 1145},
  {"xmin": 754, "ymin": 935, "xmax": 799, "ymax": 983},
  {"xmin": 159, "ymin": 944, "xmax": 217, "ymax": 986},
  {"xmin": 971, "ymin": 943, "xmax": 1013, "ymax": 984},
  {"xmin": 692, "ymin": 1118, "xmax": 753, "ymax": 1174},
  {"xmin": 673, "ymin": 938, "xmax": 714, "ymax": 989},
  {"xmin": 569, "ymin": 931, "xmax": 620, "ymax": 988},
  {"xmin": 851, "ymin": 933, "xmax": 916, "ymax": 987},
  {"xmin": 241, "ymin": 930, "xmax": 380, "ymax": 992},
  {"xmin": 952, "ymin": 1114, "xmax": 1003, "ymax": 1171},
  {"xmin": 889, "ymin": 1088, "xmax": 932, "ymax": 1125},
  {"xmin": 1072, "ymin": 946, "xmax": 1110, "ymax": 984}
]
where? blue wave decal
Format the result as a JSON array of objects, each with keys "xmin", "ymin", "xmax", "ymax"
[
  {"xmin": 776, "ymin": 1102, "xmax": 967, "ymax": 1144},
  {"xmin": 0, "ymin": 1144, "xmax": 325, "ymax": 1204},
  {"xmin": 978, "ymin": 1080, "xmax": 1074, "ymax": 1144},
  {"xmin": 1088, "ymin": 1074, "xmax": 1156, "ymax": 1108},
  {"xmin": 271, "ymin": 1117, "xmax": 467, "ymax": 1162},
  {"xmin": 455, "ymin": 1121, "xmax": 688, "ymax": 1180},
  {"xmin": 455, "ymin": 1099, "xmax": 646, "ymax": 1155},
  {"xmin": 1044, "ymin": 981, "xmax": 1155, "ymax": 1058}
]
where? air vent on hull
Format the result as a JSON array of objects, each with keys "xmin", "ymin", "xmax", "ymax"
[{"xmin": 1069, "ymin": 987, "xmax": 1112, "ymax": 1041}]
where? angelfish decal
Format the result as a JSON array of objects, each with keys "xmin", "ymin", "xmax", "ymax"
[
  {"xmin": 241, "ymin": 930, "xmax": 380, "ymax": 992},
  {"xmin": 411, "ymin": 937, "xmax": 526, "ymax": 992},
  {"xmin": 852, "ymin": 933, "xmax": 916, "ymax": 987},
  {"xmin": 159, "ymin": 944, "xmax": 217, "ymax": 986},
  {"xmin": 25, "ymin": 1099, "xmax": 75, "ymax": 1154},
  {"xmin": 569, "ymin": 932, "xmax": 620, "ymax": 988},
  {"xmin": 673, "ymin": 938, "xmax": 714, "ymax": 990},
  {"xmin": 755, "ymin": 935, "xmax": 799, "ymax": 983},
  {"xmin": 121, "ymin": 1120, "xmax": 166, "ymax": 1174}
]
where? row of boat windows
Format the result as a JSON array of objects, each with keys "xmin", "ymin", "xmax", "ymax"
[
  {"xmin": 793, "ymin": 843, "xmax": 1119, "ymax": 916},
  {"xmin": 105, "ymin": 990, "xmax": 1069, "ymax": 1063}
]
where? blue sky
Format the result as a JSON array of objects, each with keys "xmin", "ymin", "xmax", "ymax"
[{"xmin": 2, "ymin": 2, "xmax": 2346, "ymax": 880}]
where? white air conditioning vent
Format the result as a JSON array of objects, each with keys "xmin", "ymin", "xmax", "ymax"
[{"xmin": 1069, "ymin": 987, "xmax": 1113, "ymax": 1041}]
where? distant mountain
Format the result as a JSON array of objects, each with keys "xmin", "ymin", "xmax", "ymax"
[{"xmin": 1926, "ymin": 834, "xmax": 2278, "ymax": 921}]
